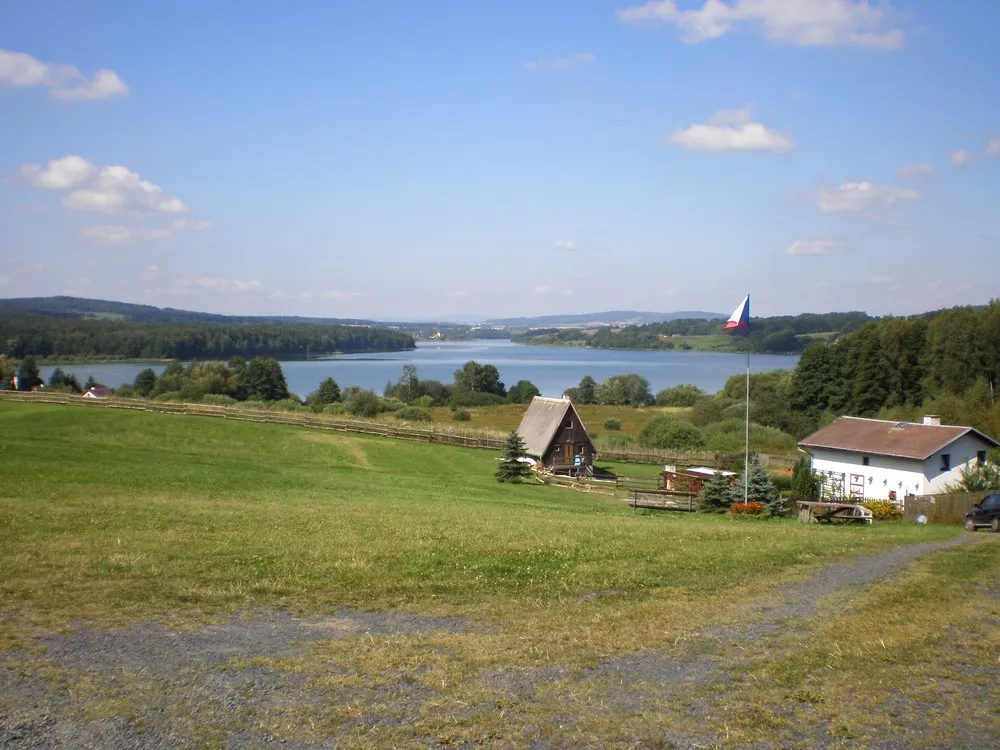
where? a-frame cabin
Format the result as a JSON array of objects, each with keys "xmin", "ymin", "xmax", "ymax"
[{"xmin": 515, "ymin": 396, "xmax": 597, "ymax": 474}]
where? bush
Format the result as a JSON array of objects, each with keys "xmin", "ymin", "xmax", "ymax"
[
  {"xmin": 413, "ymin": 395, "xmax": 435, "ymax": 409},
  {"xmin": 345, "ymin": 390, "xmax": 381, "ymax": 417},
  {"xmin": 655, "ymin": 384, "xmax": 707, "ymax": 407},
  {"xmin": 452, "ymin": 408, "xmax": 472, "ymax": 422},
  {"xmin": 690, "ymin": 398, "xmax": 735, "ymax": 427},
  {"xmin": 393, "ymin": 406, "xmax": 433, "ymax": 422},
  {"xmin": 201, "ymin": 394, "xmax": 237, "ymax": 406},
  {"xmin": 449, "ymin": 390, "xmax": 506, "ymax": 408},
  {"xmin": 702, "ymin": 419, "xmax": 798, "ymax": 455},
  {"xmin": 379, "ymin": 397, "xmax": 406, "ymax": 413},
  {"xmin": 269, "ymin": 398, "xmax": 307, "ymax": 412},
  {"xmin": 729, "ymin": 502, "xmax": 765, "ymax": 516},
  {"xmin": 602, "ymin": 418, "xmax": 622, "ymax": 431},
  {"xmin": 638, "ymin": 416, "xmax": 706, "ymax": 451},
  {"xmin": 859, "ymin": 500, "xmax": 904, "ymax": 520},
  {"xmin": 322, "ymin": 403, "xmax": 347, "ymax": 415}
]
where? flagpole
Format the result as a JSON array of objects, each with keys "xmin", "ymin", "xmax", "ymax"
[{"xmin": 744, "ymin": 340, "xmax": 750, "ymax": 505}]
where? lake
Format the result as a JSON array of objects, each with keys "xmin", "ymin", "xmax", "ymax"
[{"xmin": 39, "ymin": 340, "xmax": 799, "ymax": 399}]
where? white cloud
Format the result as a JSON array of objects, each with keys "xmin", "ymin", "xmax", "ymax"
[
  {"xmin": 554, "ymin": 239, "xmax": 578, "ymax": 251},
  {"xmin": 951, "ymin": 149, "xmax": 971, "ymax": 166},
  {"xmin": 171, "ymin": 218, "xmax": 213, "ymax": 232},
  {"xmin": 617, "ymin": 0, "xmax": 905, "ymax": 50},
  {"xmin": 897, "ymin": 162, "xmax": 932, "ymax": 180},
  {"xmin": 814, "ymin": 181, "xmax": 920, "ymax": 214},
  {"xmin": 986, "ymin": 138, "xmax": 1000, "ymax": 157},
  {"xmin": 534, "ymin": 285, "xmax": 551, "ymax": 294},
  {"xmin": 0, "ymin": 49, "xmax": 128, "ymax": 100},
  {"xmin": 669, "ymin": 105, "xmax": 792, "ymax": 153},
  {"xmin": 523, "ymin": 52, "xmax": 596, "ymax": 71},
  {"xmin": 17, "ymin": 155, "xmax": 188, "ymax": 215},
  {"xmin": 81, "ymin": 225, "xmax": 131, "ymax": 243},
  {"xmin": 786, "ymin": 238, "xmax": 847, "ymax": 256},
  {"xmin": 18, "ymin": 155, "xmax": 96, "ymax": 190}
]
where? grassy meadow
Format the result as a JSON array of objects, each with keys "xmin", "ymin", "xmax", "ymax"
[{"xmin": 1, "ymin": 400, "xmax": 997, "ymax": 746}]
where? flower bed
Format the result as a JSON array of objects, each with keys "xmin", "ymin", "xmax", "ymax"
[{"xmin": 729, "ymin": 501, "xmax": 765, "ymax": 516}]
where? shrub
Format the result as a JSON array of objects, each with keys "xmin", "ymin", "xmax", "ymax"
[
  {"xmin": 729, "ymin": 502, "xmax": 765, "ymax": 516},
  {"xmin": 450, "ymin": 390, "xmax": 506, "ymax": 408},
  {"xmin": 452, "ymin": 408, "xmax": 472, "ymax": 422},
  {"xmin": 638, "ymin": 416, "xmax": 706, "ymax": 451},
  {"xmin": 698, "ymin": 471, "xmax": 735, "ymax": 514},
  {"xmin": 322, "ymin": 403, "xmax": 347, "ymax": 415},
  {"xmin": 602, "ymin": 418, "xmax": 622, "ymax": 431},
  {"xmin": 596, "ymin": 433, "xmax": 635, "ymax": 450},
  {"xmin": 655, "ymin": 384, "xmax": 707, "ymax": 407},
  {"xmin": 270, "ymin": 398, "xmax": 307, "ymax": 412},
  {"xmin": 393, "ymin": 406, "xmax": 433, "ymax": 422},
  {"xmin": 702, "ymin": 419, "xmax": 798, "ymax": 455},
  {"xmin": 859, "ymin": 500, "xmax": 904, "ymax": 520},
  {"xmin": 345, "ymin": 390, "xmax": 381, "ymax": 417},
  {"xmin": 690, "ymin": 398, "xmax": 736, "ymax": 427},
  {"xmin": 201, "ymin": 394, "xmax": 237, "ymax": 406},
  {"xmin": 379, "ymin": 397, "xmax": 406, "ymax": 413},
  {"xmin": 413, "ymin": 395, "xmax": 435, "ymax": 409}
]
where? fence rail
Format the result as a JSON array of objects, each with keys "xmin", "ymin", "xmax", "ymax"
[
  {"xmin": 904, "ymin": 491, "xmax": 990, "ymax": 524},
  {"xmin": 0, "ymin": 391, "xmax": 798, "ymax": 468}
]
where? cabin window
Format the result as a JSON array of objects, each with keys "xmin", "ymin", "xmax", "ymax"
[
  {"xmin": 940, "ymin": 454, "xmax": 951, "ymax": 471},
  {"xmin": 578, "ymin": 444, "xmax": 585, "ymax": 454},
  {"xmin": 978, "ymin": 450, "xmax": 988, "ymax": 466},
  {"xmin": 567, "ymin": 419, "xmax": 574, "ymax": 429},
  {"xmin": 862, "ymin": 456, "xmax": 870, "ymax": 467}
]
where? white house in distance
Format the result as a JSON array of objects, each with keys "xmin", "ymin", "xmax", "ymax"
[{"xmin": 798, "ymin": 416, "xmax": 999, "ymax": 502}]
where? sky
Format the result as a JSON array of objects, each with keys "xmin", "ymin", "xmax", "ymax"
[{"xmin": 1, "ymin": 0, "xmax": 998, "ymax": 320}]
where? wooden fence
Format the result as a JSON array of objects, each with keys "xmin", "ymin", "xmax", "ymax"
[
  {"xmin": 628, "ymin": 489, "xmax": 698, "ymax": 512},
  {"xmin": 903, "ymin": 491, "xmax": 990, "ymax": 524},
  {"xmin": 0, "ymin": 390, "xmax": 798, "ymax": 469}
]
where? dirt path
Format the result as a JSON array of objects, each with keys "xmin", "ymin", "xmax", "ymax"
[{"xmin": 0, "ymin": 535, "xmax": 992, "ymax": 749}]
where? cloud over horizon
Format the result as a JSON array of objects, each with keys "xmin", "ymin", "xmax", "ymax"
[{"xmin": 0, "ymin": 49, "xmax": 128, "ymax": 101}]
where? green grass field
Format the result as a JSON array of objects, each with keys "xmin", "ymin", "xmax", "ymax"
[{"xmin": 1, "ymin": 401, "xmax": 996, "ymax": 747}]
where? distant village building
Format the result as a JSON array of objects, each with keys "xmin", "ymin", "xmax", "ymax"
[
  {"xmin": 83, "ymin": 386, "xmax": 111, "ymax": 399},
  {"xmin": 798, "ymin": 416, "xmax": 999, "ymax": 502},
  {"xmin": 515, "ymin": 396, "xmax": 597, "ymax": 475}
]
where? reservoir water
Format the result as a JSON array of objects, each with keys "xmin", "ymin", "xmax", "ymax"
[{"xmin": 39, "ymin": 340, "xmax": 799, "ymax": 399}]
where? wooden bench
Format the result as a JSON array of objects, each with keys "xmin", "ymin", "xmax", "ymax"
[{"xmin": 629, "ymin": 489, "xmax": 697, "ymax": 512}]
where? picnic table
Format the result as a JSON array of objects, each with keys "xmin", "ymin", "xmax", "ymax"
[{"xmin": 797, "ymin": 501, "xmax": 873, "ymax": 525}]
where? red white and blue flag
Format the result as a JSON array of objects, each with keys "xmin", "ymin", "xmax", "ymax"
[{"xmin": 723, "ymin": 294, "xmax": 750, "ymax": 331}]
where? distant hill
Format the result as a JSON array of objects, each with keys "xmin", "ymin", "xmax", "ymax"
[
  {"xmin": 486, "ymin": 310, "xmax": 725, "ymax": 328},
  {"xmin": 0, "ymin": 296, "xmax": 389, "ymax": 326}
]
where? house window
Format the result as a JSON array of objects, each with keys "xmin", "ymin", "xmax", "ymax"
[
  {"xmin": 940, "ymin": 454, "xmax": 951, "ymax": 471},
  {"xmin": 978, "ymin": 450, "xmax": 988, "ymax": 466},
  {"xmin": 862, "ymin": 456, "xmax": 870, "ymax": 467},
  {"xmin": 578, "ymin": 444, "xmax": 585, "ymax": 454}
]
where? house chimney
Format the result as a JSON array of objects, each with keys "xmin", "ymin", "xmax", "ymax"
[{"xmin": 922, "ymin": 415, "xmax": 941, "ymax": 426}]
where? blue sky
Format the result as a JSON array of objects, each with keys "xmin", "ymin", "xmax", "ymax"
[{"xmin": 1, "ymin": 0, "xmax": 998, "ymax": 319}]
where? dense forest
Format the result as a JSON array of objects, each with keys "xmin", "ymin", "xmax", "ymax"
[
  {"xmin": 511, "ymin": 311, "xmax": 872, "ymax": 353},
  {"xmin": 0, "ymin": 314, "xmax": 415, "ymax": 360}
]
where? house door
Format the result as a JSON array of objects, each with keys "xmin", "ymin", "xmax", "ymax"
[{"xmin": 564, "ymin": 443, "xmax": 574, "ymax": 464}]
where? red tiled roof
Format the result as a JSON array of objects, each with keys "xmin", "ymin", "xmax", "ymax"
[{"xmin": 798, "ymin": 416, "xmax": 998, "ymax": 461}]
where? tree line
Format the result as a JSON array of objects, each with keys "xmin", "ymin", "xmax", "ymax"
[
  {"xmin": 0, "ymin": 314, "xmax": 415, "ymax": 360},
  {"xmin": 511, "ymin": 311, "xmax": 871, "ymax": 353}
]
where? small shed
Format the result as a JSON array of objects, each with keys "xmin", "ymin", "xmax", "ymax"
[
  {"xmin": 83, "ymin": 386, "xmax": 110, "ymax": 399},
  {"xmin": 515, "ymin": 396, "xmax": 597, "ymax": 474},
  {"xmin": 660, "ymin": 466, "xmax": 737, "ymax": 493}
]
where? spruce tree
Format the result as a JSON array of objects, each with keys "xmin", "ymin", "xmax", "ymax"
[
  {"xmin": 697, "ymin": 471, "xmax": 733, "ymax": 514},
  {"xmin": 732, "ymin": 459, "xmax": 785, "ymax": 516},
  {"xmin": 495, "ymin": 430, "xmax": 532, "ymax": 483}
]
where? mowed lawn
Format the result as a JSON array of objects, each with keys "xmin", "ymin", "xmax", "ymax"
[
  {"xmin": 3, "ymin": 402, "xmax": 1000, "ymax": 747},
  {"xmin": 0, "ymin": 400, "xmax": 957, "ymax": 633}
]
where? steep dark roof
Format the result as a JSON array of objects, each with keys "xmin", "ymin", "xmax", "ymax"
[
  {"xmin": 515, "ymin": 397, "xmax": 593, "ymax": 458},
  {"xmin": 799, "ymin": 416, "xmax": 999, "ymax": 461}
]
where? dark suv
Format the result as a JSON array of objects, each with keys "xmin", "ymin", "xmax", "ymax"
[{"xmin": 964, "ymin": 492, "xmax": 1000, "ymax": 532}]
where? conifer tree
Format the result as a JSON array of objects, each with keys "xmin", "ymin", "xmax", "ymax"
[
  {"xmin": 697, "ymin": 471, "xmax": 733, "ymax": 514},
  {"xmin": 731, "ymin": 458, "xmax": 785, "ymax": 516},
  {"xmin": 495, "ymin": 430, "xmax": 532, "ymax": 483}
]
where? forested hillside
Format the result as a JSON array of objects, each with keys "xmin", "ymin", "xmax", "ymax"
[
  {"xmin": 0, "ymin": 314, "xmax": 415, "ymax": 360},
  {"xmin": 513, "ymin": 311, "xmax": 872, "ymax": 353},
  {"xmin": 790, "ymin": 303, "xmax": 1000, "ymax": 434}
]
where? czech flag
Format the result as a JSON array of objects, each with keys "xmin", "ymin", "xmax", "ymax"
[{"xmin": 723, "ymin": 294, "xmax": 750, "ymax": 331}]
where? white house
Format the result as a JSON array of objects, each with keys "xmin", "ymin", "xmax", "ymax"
[{"xmin": 798, "ymin": 416, "xmax": 998, "ymax": 502}]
